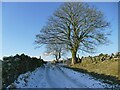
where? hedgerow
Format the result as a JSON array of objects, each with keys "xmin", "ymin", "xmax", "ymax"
[{"xmin": 2, "ymin": 53, "xmax": 45, "ymax": 89}]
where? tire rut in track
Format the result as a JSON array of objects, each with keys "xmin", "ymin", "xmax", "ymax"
[
  {"xmin": 56, "ymin": 65, "xmax": 88, "ymax": 88},
  {"xmin": 45, "ymin": 66, "xmax": 59, "ymax": 88}
]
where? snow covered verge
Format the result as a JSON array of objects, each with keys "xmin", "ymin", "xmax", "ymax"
[
  {"xmin": 7, "ymin": 66, "xmax": 49, "ymax": 88},
  {"xmin": 7, "ymin": 64, "xmax": 119, "ymax": 89}
]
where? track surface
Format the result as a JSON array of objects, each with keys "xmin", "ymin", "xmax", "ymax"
[
  {"xmin": 45, "ymin": 64, "xmax": 87, "ymax": 88},
  {"xmin": 12, "ymin": 63, "xmax": 111, "ymax": 88}
]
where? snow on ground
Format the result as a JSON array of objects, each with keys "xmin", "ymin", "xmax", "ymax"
[
  {"xmin": 58, "ymin": 66, "xmax": 112, "ymax": 88},
  {"xmin": 7, "ymin": 63, "xmax": 114, "ymax": 88}
]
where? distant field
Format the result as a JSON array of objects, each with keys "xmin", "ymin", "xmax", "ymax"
[{"xmin": 68, "ymin": 59, "xmax": 119, "ymax": 85}]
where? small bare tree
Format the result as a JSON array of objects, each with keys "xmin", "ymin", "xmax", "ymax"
[
  {"xmin": 35, "ymin": 2, "xmax": 110, "ymax": 65},
  {"xmin": 45, "ymin": 44, "xmax": 67, "ymax": 61}
]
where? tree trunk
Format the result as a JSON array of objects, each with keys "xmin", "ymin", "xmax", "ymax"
[
  {"xmin": 71, "ymin": 50, "xmax": 77, "ymax": 65},
  {"xmin": 55, "ymin": 55, "xmax": 57, "ymax": 61},
  {"xmin": 78, "ymin": 54, "xmax": 79, "ymax": 62},
  {"xmin": 58, "ymin": 52, "xmax": 61, "ymax": 59}
]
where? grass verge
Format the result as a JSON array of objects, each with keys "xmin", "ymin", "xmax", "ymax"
[{"xmin": 65, "ymin": 59, "xmax": 120, "ymax": 87}]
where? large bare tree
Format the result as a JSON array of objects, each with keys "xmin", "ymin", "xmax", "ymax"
[{"xmin": 35, "ymin": 2, "xmax": 110, "ymax": 65}]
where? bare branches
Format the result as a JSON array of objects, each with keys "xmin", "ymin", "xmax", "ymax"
[
  {"xmin": 35, "ymin": 2, "xmax": 110, "ymax": 58},
  {"xmin": 45, "ymin": 43, "xmax": 67, "ymax": 60}
]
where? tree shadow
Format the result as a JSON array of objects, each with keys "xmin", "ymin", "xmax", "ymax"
[{"xmin": 64, "ymin": 66, "xmax": 120, "ymax": 87}]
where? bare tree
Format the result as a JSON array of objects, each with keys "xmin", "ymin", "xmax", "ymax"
[
  {"xmin": 45, "ymin": 44, "xmax": 67, "ymax": 61},
  {"xmin": 35, "ymin": 2, "xmax": 110, "ymax": 65}
]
